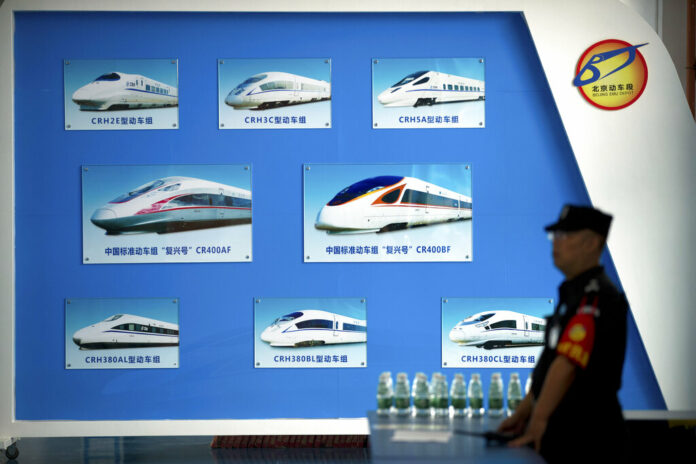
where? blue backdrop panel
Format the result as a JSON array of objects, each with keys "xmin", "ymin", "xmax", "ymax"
[{"xmin": 14, "ymin": 12, "xmax": 665, "ymax": 420}]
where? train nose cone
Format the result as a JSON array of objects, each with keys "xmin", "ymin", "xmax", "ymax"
[
  {"xmin": 377, "ymin": 88, "xmax": 398, "ymax": 105},
  {"xmin": 448, "ymin": 328, "xmax": 459, "ymax": 342},
  {"xmin": 225, "ymin": 92, "xmax": 243, "ymax": 108},
  {"xmin": 260, "ymin": 327, "xmax": 273, "ymax": 343},
  {"xmin": 72, "ymin": 86, "xmax": 90, "ymax": 103},
  {"xmin": 91, "ymin": 207, "xmax": 118, "ymax": 229},
  {"xmin": 72, "ymin": 328, "xmax": 86, "ymax": 347},
  {"xmin": 315, "ymin": 206, "xmax": 342, "ymax": 231}
]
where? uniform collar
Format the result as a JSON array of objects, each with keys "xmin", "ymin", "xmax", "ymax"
[{"xmin": 560, "ymin": 265, "xmax": 604, "ymax": 294}]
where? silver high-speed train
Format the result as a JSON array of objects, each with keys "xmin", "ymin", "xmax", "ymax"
[
  {"xmin": 377, "ymin": 70, "xmax": 485, "ymax": 107},
  {"xmin": 91, "ymin": 176, "xmax": 252, "ymax": 235},
  {"xmin": 449, "ymin": 310, "xmax": 546, "ymax": 350},
  {"xmin": 315, "ymin": 176, "xmax": 472, "ymax": 234},
  {"xmin": 72, "ymin": 314, "xmax": 179, "ymax": 350},
  {"xmin": 72, "ymin": 72, "xmax": 178, "ymax": 111},
  {"xmin": 225, "ymin": 71, "xmax": 331, "ymax": 110},
  {"xmin": 260, "ymin": 310, "xmax": 367, "ymax": 347}
]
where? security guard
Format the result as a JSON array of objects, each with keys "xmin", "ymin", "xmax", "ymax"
[{"xmin": 499, "ymin": 205, "xmax": 628, "ymax": 463}]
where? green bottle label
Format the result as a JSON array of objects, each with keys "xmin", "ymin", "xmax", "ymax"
[
  {"xmin": 395, "ymin": 398, "xmax": 410, "ymax": 409},
  {"xmin": 451, "ymin": 398, "xmax": 466, "ymax": 409},
  {"xmin": 470, "ymin": 397, "xmax": 483, "ymax": 409},
  {"xmin": 414, "ymin": 398, "xmax": 430, "ymax": 409},
  {"xmin": 437, "ymin": 398, "xmax": 449, "ymax": 408},
  {"xmin": 489, "ymin": 398, "xmax": 503, "ymax": 409},
  {"xmin": 508, "ymin": 399, "xmax": 521, "ymax": 410},
  {"xmin": 378, "ymin": 397, "xmax": 393, "ymax": 409}
]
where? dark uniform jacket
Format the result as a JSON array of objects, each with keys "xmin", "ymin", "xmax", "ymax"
[{"xmin": 531, "ymin": 266, "xmax": 628, "ymax": 463}]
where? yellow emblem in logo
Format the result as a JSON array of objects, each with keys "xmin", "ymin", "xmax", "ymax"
[{"xmin": 569, "ymin": 324, "xmax": 586, "ymax": 342}]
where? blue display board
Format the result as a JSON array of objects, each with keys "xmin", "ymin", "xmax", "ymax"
[{"xmin": 14, "ymin": 11, "xmax": 665, "ymax": 420}]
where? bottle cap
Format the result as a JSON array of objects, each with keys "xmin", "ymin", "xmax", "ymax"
[{"xmin": 510, "ymin": 373, "xmax": 519, "ymax": 380}]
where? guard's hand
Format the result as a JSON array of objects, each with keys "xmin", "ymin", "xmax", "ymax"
[
  {"xmin": 508, "ymin": 417, "xmax": 547, "ymax": 452},
  {"xmin": 497, "ymin": 411, "xmax": 527, "ymax": 435}
]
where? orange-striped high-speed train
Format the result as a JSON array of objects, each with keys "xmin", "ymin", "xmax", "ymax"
[
  {"xmin": 315, "ymin": 176, "xmax": 471, "ymax": 234},
  {"xmin": 91, "ymin": 176, "xmax": 251, "ymax": 235}
]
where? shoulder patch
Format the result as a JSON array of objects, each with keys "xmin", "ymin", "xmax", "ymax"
[{"xmin": 584, "ymin": 278, "xmax": 600, "ymax": 293}]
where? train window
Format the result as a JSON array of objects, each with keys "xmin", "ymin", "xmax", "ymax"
[
  {"xmin": 95, "ymin": 73, "xmax": 120, "ymax": 81},
  {"xmin": 413, "ymin": 77, "xmax": 430, "ymax": 86},
  {"xmin": 301, "ymin": 83, "xmax": 325, "ymax": 91},
  {"xmin": 490, "ymin": 320, "xmax": 517, "ymax": 330},
  {"xmin": 392, "ymin": 70, "xmax": 428, "ymax": 87},
  {"xmin": 460, "ymin": 201, "xmax": 472, "ymax": 209},
  {"xmin": 343, "ymin": 323, "xmax": 367, "ymax": 332},
  {"xmin": 104, "ymin": 314, "xmax": 123, "ymax": 322},
  {"xmin": 532, "ymin": 323, "xmax": 546, "ymax": 331},
  {"xmin": 447, "ymin": 84, "xmax": 453, "ymax": 90},
  {"xmin": 260, "ymin": 80, "xmax": 293, "ymax": 91},
  {"xmin": 296, "ymin": 319, "xmax": 334, "ymax": 329},
  {"xmin": 379, "ymin": 188, "xmax": 401, "ymax": 204},
  {"xmin": 223, "ymin": 196, "xmax": 252, "ymax": 208},
  {"xmin": 328, "ymin": 176, "xmax": 404, "ymax": 206},
  {"xmin": 110, "ymin": 179, "xmax": 165, "ymax": 203},
  {"xmin": 161, "ymin": 183, "xmax": 180, "ymax": 192},
  {"xmin": 272, "ymin": 312, "xmax": 304, "ymax": 325},
  {"xmin": 170, "ymin": 194, "xmax": 211, "ymax": 207}
]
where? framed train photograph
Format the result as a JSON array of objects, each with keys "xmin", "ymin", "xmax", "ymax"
[
  {"xmin": 64, "ymin": 58, "xmax": 179, "ymax": 130},
  {"xmin": 303, "ymin": 163, "xmax": 472, "ymax": 262},
  {"xmin": 372, "ymin": 57, "xmax": 485, "ymax": 129},
  {"xmin": 254, "ymin": 297, "xmax": 367, "ymax": 368},
  {"xmin": 81, "ymin": 164, "xmax": 252, "ymax": 264},
  {"xmin": 441, "ymin": 297, "xmax": 552, "ymax": 369},
  {"xmin": 65, "ymin": 297, "xmax": 180, "ymax": 370},
  {"xmin": 218, "ymin": 58, "xmax": 331, "ymax": 129}
]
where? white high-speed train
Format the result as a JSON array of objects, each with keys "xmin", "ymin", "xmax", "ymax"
[
  {"xmin": 91, "ymin": 176, "xmax": 252, "ymax": 235},
  {"xmin": 225, "ymin": 72, "xmax": 331, "ymax": 110},
  {"xmin": 315, "ymin": 176, "xmax": 472, "ymax": 234},
  {"xmin": 72, "ymin": 314, "xmax": 179, "ymax": 350},
  {"xmin": 377, "ymin": 70, "xmax": 485, "ymax": 107},
  {"xmin": 260, "ymin": 310, "xmax": 367, "ymax": 347},
  {"xmin": 449, "ymin": 310, "xmax": 546, "ymax": 350},
  {"xmin": 72, "ymin": 72, "xmax": 178, "ymax": 111}
]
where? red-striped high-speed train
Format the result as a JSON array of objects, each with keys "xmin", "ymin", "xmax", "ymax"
[
  {"xmin": 72, "ymin": 314, "xmax": 179, "ymax": 350},
  {"xmin": 315, "ymin": 176, "xmax": 472, "ymax": 234},
  {"xmin": 91, "ymin": 176, "xmax": 251, "ymax": 235},
  {"xmin": 224, "ymin": 71, "xmax": 331, "ymax": 110},
  {"xmin": 260, "ymin": 310, "xmax": 366, "ymax": 347},
  {"xmin": 72, "ymin": 72, "xmax": 178, "ymax": 111},
  {"xmin": 377, "ymin": 70, "xmax": 485, "ymax": 107},
  {"xmin": 449, "ymin": 310, "xmax": 546, "ymax": 350}
]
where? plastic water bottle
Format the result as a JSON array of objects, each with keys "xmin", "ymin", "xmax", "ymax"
[
  {"xmin": 412, "ymin": 372, "xmax": 430, "ymax": 417},
  {"xmin": 377, "ymin": 372, "xmax": 393, "ymax": 416},
  {"xmin": 468, "ymin": 373, "xmax": 484, "ymax": 417},
  {"xmin": 488, "ymin": 372, "xmax": 504, "ymax": 417},
  {"xmin": 394, "ymin": 372, "xmax": 411, "ymax": 416},
  {"xmin": 433, "ymin": 373, "xmax": 449, "ymax": 417},
  {"xmin": 450, "ymin": 373, "xmax": 467, "ymax": 417},
  {"xmin": 525, "ymin": 375, "xmax": 532, "ymax": 395},
  {"xmin": 507, "ymin": 373, "xmax": 523, "ymax": 416}
]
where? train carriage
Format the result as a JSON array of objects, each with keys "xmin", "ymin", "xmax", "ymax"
[
  {"xmin": 72, "ymin": 71, "xmax": 178, "ymax": 111},
  {"xmin": 260, "ymin": 310, "xmax": 367, "ymax": 347},
  {"xmin": 315, "ymin": 175, "xmax": 472, "ymax": 234},
  {"xmin": 225, "ymin": 71, "xmax": 331, "ymax": 110},
  {"xmin": 377, "ymin": 70, "xmax": 485, "ymax": 108},
  {"xmin": 72, "ymin": 314, "xmax": 179, "ymax": 350},
  {"xmin": 91, "ymin": 176, "xmax": 251, "ymax": 235},
  {"xmin": 449, "ymin": 310, "xmax": 546, "ymax": 350}
]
